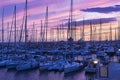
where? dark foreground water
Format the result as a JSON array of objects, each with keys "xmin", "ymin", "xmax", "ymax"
[
  {"xmin": 0, "ymin": 55, "xmax": 93, "ymax": 80},
  {"xmin": 0, "ymin": 56, "xmax": 119, "ymax": 80},
  {"xmin": 0, "ymin": 68, "xmax": 90, "ymax": 80},
  {"xmin": 1, "ymin": 62, "xmax": 119, "ymax": 80}
]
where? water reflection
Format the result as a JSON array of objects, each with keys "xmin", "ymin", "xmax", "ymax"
[
  {"xmin": 64, "ymin": 71, "xmax": 86, "ymax": 80},
  {"xmin": 0, "ymin": 55, "xmax": 117, "ymax": 80},
  {"xmin": 0, "ymin": 68, "xmax": 92, "ymax": 80},
  {"xmin": 85, "ymin": 74, "xmax": 95, "ymax": 80},
  {"xmin": 48, "ymin": 72, "xmax": 64, "ymax": 80}
]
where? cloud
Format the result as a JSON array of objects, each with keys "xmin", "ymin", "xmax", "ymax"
[
  {"xmin": 64, "ymin": 17, "xmax": 116, "ymax": 27},
  {"xmin": 81, "ymin": 5, "xmax": 120, "ymax": 13},
  {"xmin": 0, "ymin": 0, "xmax": 34, "ymax": 7}
]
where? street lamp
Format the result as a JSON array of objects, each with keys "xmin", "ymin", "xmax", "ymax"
[
  {"xmin": 118, "ymin": 49, "xmax": 120, "ymax": 51},
  {"xmin": 93, "ymin": 60, "xmax": 98, "ymax": 68}
]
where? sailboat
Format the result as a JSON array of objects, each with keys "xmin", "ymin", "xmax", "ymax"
[
  {"xmin": 6, "ymin": 6, "xmax": 24, "ymax": 69},
  {"xmin": 63, "ymin": 0, "xmax": 85, "ymax": 73},
  {"xmin": 16, "ymin": 0, "xmax": 39, "ymax": 71},
  {"xmin": 0, "ymin": 8, "xmax": 9, "ymax": 67}
]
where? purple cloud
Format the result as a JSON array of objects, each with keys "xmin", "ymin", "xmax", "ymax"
[
  {"xmin": 81, "ymin": 5, "xmax": 120, "ymax": 13},
  {"xmin": 63, "ymin": 17, "xmax": 116, "ymax": 28},
  {"xmin": 53, "ymin": 17, "xmax": 116, "ymax": 30}
]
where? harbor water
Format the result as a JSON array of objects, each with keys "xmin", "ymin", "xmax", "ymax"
[{"xmin": 0, "ymin": 56, "xmax": 119, "ymax": 80}]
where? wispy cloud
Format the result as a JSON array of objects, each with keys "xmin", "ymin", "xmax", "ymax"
[
  {"xmin": 0, "ymin": 0, "xmax": 34, "ymax": 7},
  {"xmin": 65, "ymin": 17, "xmax": 116, "ymax": 27},
  {"xmin": 81, "ymin": 5, "xmax": 120, "ymax": 13}
]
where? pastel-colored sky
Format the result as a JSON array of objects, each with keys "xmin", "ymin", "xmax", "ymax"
[{"xmin": 0, "ymin": 0, "xmax": 120, "ymax": 42}]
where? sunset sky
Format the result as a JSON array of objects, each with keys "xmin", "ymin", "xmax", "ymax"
[{"xmin": 0, "ymin": 0, "xmax": 120, "ymax": 42}]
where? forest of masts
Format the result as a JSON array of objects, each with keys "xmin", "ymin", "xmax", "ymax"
[{"xmin": 0, "ymin": 0, "xmax": 120, "ymax": 49}]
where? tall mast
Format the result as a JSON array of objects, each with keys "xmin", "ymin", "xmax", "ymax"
[
  {"xmin": 7, "ymin": 22, "xmax": 9, "ymax": 42},
  {"xmin": 40, "ymin": 20, "xmax": 42, "ymax": 42},
  {"xmin": 19, "ymin": 16, "xmax": 24, "ymax": 44},
  {"xmin": 99, "ymin": 19, "xmax": 102, "ymax": 42},
  {"xmin": 62, "ymin": 23, "xmax": 65, "ymax": 40},
  {"xmin": 70, "ymin": 0, "xmax": 73, "ymax": 38},
  {"xmin": 118, "ymin": 19, "xmax": 120, "ymax": 41},
  {"xmin": 90, "ymin": 21, "xmax": 92, "ymax": 42},
  {"xmin": 57, "ymin": 26, "xmax": 59, "ymax": 41},
  {"xmin": 80, "ymin": 22, "xmax": 81, "ymax": 40},
  {"xmin": 45, "ymin": 6, "xmax": 48, "ymax": 42},
  {"xmin": 40, "ymin": 20, "xmax": 43, "ymax": 42},
  {"xmin": 67, "ymin": 0, "xmax": 73, "ymax": 40},
  {"xmin": 25, "ymin": 0, "xmax": 28, "ymax": 47},
  {"xmin": 2, "ymin": 8, "xmax": 4, "ymax": 56},
  {"xmin": 115, "ymin": 28, "xmax": 117, "ymax": 41},
  {"xmin": 74, "ymin": 21, "xmax": 77, "ymax": 41},
  {"xmin": 32, "ymin": 22, "xmax": 35, "ymax": 42},
  {"xmin": 36, "ymin": 29, "xmax": 37, "ymax": 43},
  {"xmin": 67, "ymin": 18, "xmax": 70, "ymax": 40},
  {"xmin": 14, "ymin": 5, "xmax": 17, "ymax": 51},
  {"xmin": 93, "ymin": 25, "xmax": 96, "ymax": 41},
  {"xmin": 109, "ymin": 23, "xmax": 112, "ymax": 41},
  {"xmin": 82, "ymin": 17, "xmax": 85, "ymax": 41},
  {"xmin": 40, "ymin": 20, "xmax": 44, "ymax": 49}
]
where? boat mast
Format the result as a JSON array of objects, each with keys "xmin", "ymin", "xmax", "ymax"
[
  {"xmin": 19, "ymin": 16, "xmax": 24, "ymax": 44},
  {"xmin": 57, "ymin": 26, "xmax": 59, "ymax": 42},
  {"xmin": 67, "ymin": 0, "xmax": 73, "ymax": 40},
  {"xmin": 60, "ymin": 24, "xmax": 62, "ymax": 41},
  {"xmin": 69, "ymin": 0, "xmax": 73, "ymax": 38},
  {"xmin": 2, "ymin": 8, "xmax": 4, "ymax": 57},
  {"xmin": 109, "ymin": 23, "xmax": 112, "ymax": 41},
  {"xmin": 99, "ymin": 19, "xmax": 102, "ymax": 42},
  {"xmin": 90, "ymin": 21, "xmax": 92, "ymax": 42},
  {"xmin": 70, "ymin": 0, "xmax": 73, "ymax": 38},
  {"xmin": 93, "ymin": 25, "xmax": 96, "ymax": 42},
  {"xmin": 7, "ymin": 22, "xmax": 9, "ymax": 43},
  {"xmin": 45, "ymin": 6, "xmax": 48, "ymax": 42},
  {"xmin": 82, "ymin": 17, "xmax": 85, "ymax": 41},
  {"xmin": 40, "ymin": 20, "xmax": 43, "ymax": 49},
  {"xmin": 118, "ymin": 19, "xmax": 120, "ymax": 41},
  {"xmin": 25, "ymin": 0, "xmax": 28, "ymax": 48},
  {"xmin": 36, "ymin": 28, "xmax": 37, "ymax": 43},
  {"xmin": 14, "ymin": 5, "xmax": 17, "ymax": 51},
  {"xmin": 8, "ymin": 11, "xmax": 14, "ymax": 48},
  {"xmin": 32, "ymin": 22, "xmax": 35, "ymax": 42},
  {"xmin": 115, "ymin": 28, "xmax": 117, "ymax": 41},
  {"xmin": 62, "ymin": 22, "xmax": 64, "ymax": 40},
  {"xmin": 74, "ymin": 21, "xmax": 77, "ymax": 41}
]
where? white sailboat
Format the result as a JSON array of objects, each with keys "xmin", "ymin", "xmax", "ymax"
[
  {"xmin": 64, "ymin": 61, "xmax": 83, "ymax": 73},
  {"xmin": 16, "ymin": 59, "xmax": 39, "ymax": 71}
]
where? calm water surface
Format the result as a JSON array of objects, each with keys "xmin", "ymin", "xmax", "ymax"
[
  {"xmin": 0, "ymin": 68, "xmax": 90, "ymax": 80},
  {"xmin": 0, "ymin": 56, "xmax": 117, "ymax": 80}
]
